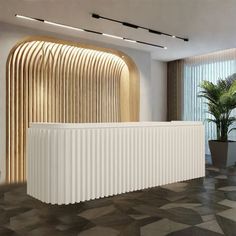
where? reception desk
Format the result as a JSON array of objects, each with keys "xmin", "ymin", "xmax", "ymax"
[{"xmin": 27, "ymin": 122, "xmax": 205, "ymax": 205}]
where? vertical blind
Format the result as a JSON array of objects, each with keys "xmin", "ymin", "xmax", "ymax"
[{"xmin": 183, "ymin": 49, "xmax": 236, "ymax": 154}]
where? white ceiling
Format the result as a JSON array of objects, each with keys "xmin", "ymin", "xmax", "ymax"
[{"xmin": 1, "ymin": 0, "xmax": 236, "ymax": 61}]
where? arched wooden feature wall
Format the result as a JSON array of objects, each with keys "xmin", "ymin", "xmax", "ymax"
[{"xmin": 6, "ymin": 36, "xmax": 140, "ymax": 183}]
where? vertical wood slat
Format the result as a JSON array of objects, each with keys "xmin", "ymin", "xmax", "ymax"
[
  {"xmin": 6, "ymin": 38, "xmax": 139, "ymax": 183},
  {"xmin": 15, "ymin": 44, "xmax": 27, "ymax": 182},
  {"xmin": 22, "ymin": 42, "xmax": 36, "ymax": 180}
]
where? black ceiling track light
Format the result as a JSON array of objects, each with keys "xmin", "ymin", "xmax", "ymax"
[
  {"xmin": 92, "ymin": 13, "xmax": 189, "ymax": 42},
  {"xmin": 15, "ymin": 14, "xmax": 168, "ymax": 49}
]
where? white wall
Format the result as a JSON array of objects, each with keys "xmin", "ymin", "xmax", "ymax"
[
  {"xmin": 151, "ymin": 60, "xmax": 167, "ymax": 121},
  {"xmin": 0, "ymin": 22, "xmax": 166, "ymax": 182}
]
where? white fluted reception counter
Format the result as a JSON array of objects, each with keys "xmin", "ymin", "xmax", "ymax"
[{"xmin": 27, "ymin": 122, "xmax": 205, "ymax": 205}]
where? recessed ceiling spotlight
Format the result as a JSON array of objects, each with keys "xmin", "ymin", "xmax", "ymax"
[
  {"xmin": 15, "ymin": 14, "xmax": 168, "ymax": 49},
  {"xmin": 172, "ymin": 35, "xmax": 176, "ymax": 38}
]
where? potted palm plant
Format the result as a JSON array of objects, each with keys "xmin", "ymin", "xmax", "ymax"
[{"xmin": 199, "ymin": 75, "xmax": 236, "ymax": 168}]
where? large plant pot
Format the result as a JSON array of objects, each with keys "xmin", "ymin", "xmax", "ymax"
[{"xmin": 209, "ymin": 140, "xmax": 236, "ymax": 168}]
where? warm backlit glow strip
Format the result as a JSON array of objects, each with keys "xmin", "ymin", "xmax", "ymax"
[{"xmin": 15, "ymin": 14, "xmax": 167, "ymax": 49}]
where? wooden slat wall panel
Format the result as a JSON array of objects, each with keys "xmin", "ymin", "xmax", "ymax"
[{"xmin": 6, "ymin": 38, "xmax": 140, "ymax": 183}]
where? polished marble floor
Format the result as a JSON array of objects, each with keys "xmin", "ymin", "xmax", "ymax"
[{"xmin": 0, "ymin": 166, "xmax": 236, "ymax": 236}]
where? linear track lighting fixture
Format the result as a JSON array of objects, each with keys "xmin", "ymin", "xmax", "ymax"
[
  {"xmin": 92, "ymin": 13, "xmax": 189, "ymax": 42},
  {"xmin": 124, "ymin": 38, "xmax": 136, "ymax": 43},
  {"xmin": 15, "ymin": 14, "xmax": 167, "ymax": 49},
  {"xmin": 44, "ymin": 21, "xmax": 84, "ymax": 32},
  {"xmin": 102, "ymin": 33, "xmax": 123, "ymax": 39}
]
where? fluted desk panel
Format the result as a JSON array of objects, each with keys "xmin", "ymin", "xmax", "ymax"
[{"xmin": 27, "ymin": 122, "xmax": 205, "ymax": 205}]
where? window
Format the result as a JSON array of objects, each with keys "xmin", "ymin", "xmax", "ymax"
[{"xmin": 183, "ymin": 49, "xmax": 236, "ymax": 154}]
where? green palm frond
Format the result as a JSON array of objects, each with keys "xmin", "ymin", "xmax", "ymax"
[
  {"xmin": 227, "ymin": 117, "xmax": 236, "ymax": 126},
  {"xmin": 205, "ymin": 118, "xmax": 217, "ymax": 124},
  {"xmin": 229, "ymin": 127, "xmax": 236, "ymax": 134},
  {"xmin": 199, "ymin": 75, "xmax": 236, "ymax": 141},
  {"xmin": 225, "ymin": 73, "xmax": 236, "ymax": 89}
]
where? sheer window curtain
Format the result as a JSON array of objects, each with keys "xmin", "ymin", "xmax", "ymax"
[{"xmin": 183, "ymin": 49, "xmax": 236, "ymax": 154}]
